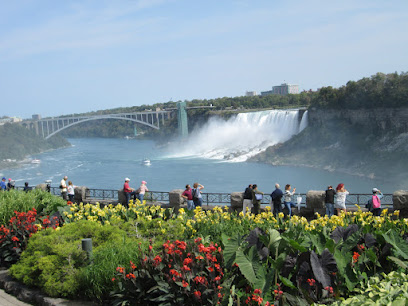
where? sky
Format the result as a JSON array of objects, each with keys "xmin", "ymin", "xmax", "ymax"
[{"xmin": 1, "ymin": 0, "xmax": 407, "ymax": 119}]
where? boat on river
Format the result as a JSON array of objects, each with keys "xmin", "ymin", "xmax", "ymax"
[
  {"xmin": 31, "ymin": 159, "xmax": 41, "ymax": 164},
  {"xmin": 142, "ymin": 158, "xmax": 151, "ymax": 166}
]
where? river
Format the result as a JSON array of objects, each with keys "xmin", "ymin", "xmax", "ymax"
[{"xmin": 0, "ymin": 137, "xmax": 398, "ymax": 194}]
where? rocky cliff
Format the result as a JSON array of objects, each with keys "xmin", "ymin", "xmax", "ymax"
[{"xmin": 251, "ymin": 107, "xmax": 408, "ymax": 182}]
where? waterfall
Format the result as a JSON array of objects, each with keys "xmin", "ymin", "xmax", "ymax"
[
  {"xmin": 168, "ymin": 109, "xmax": 307, "ymax": 162},
  {"xmin": 299, "ymin": 110, "xmax": 308, "ymax": 132}
]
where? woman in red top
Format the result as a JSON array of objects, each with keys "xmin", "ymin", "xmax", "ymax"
[{"xmin": 181, "ymin": 184, "xmax": 194, "ymax": 210}]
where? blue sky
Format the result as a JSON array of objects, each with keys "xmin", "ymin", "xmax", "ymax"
[{"xmin": 1, "ymin": 0, "xmax": 407, "ymax": 119}]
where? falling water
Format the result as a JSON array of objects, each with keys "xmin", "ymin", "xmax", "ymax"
[
  {"xmin": 299, "ymin": 110, "xmax": 308, "ymax": 132},
  {"xmin": 168, "ymin": 109, "xmax": 307, "ymax": 162}
]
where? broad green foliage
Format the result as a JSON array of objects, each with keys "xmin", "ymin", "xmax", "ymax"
[
  {"xmin": 330, "ymin": 271, "xmax": 408, "ymax": 305},
  {"xmin": 9, "ymin": 220, "xmax": 127, "ymax": 297},
  {"xmin": 0, "ymin": 189, "xmax": 67, "ymax": 225}
]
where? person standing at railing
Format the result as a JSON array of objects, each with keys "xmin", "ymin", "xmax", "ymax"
[
  {"xmin": 271, "ymin": 183, "xmax": 283, "ymax": 216},
  {"xmin": 123, "ymin": 178, "xmax": 137, "ymax": 207},
  {"xmin": 371, "ymin": 187, "xmax": 383, "ymax": 216},
  {"xmin": 192, "ymin": 183, "xmax": 204, "ymax": 207},
  {"xmin": 181, "ymin": 184, "xmax": 194, "ymax": 210},
  {"xmin": 335, "ymin": 183, "xmax": 349, "ymax": 215},
  {"xmin": 242, "ymin": 184, "xmax": 253, "ymax": 215},
  {"xmin": 283, "ymin": 184, "xmax": 297, "ymax": 217},
  {"xmin": 137, "ymin": 181, "xmax": 149, "ymax": 204},
  {"xmin": 67, "ymin": 181, "xmax": 76, "ymax": 203},
  {"xmin": 325, "ymin": 185, "xmax": 336, "ymax": 218},
  {"xmin": 251, "ymin": 184, "xmax": 263, "ymax": 215},
  {"xmin": 60, "ymin": 176, "xmax": 68, "ymax": 200},
  {"xmin": 0, "ymin": 177, "xmax": 6, "ymax": 191}
]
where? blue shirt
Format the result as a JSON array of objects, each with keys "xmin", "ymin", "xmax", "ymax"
[
  {"xmin": 0, "ymin": 181, "xmax": 6, "ymax": 190},
  {"xmin": 271, "ymin": 188, "xmax": 283, "ymax": 201}
]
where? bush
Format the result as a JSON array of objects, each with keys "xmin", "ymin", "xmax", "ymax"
[
  {"xmin": 79, "ymin": 239, "xmax": 148, "ymax": 301},
  {"xmin": 0, "ymin": 209, "xmax": 57, "ymax": 266},
  {"xmin": 10, "ymin": 220, "xmax": 128, "ymax": 297},
  {"xmin": 0, "ymin": 189, "xmax": 66, "ymax": 225}
]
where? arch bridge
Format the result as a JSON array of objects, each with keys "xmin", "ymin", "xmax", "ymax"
[{"xmin": 24, "ymin": 111, "xmax": 173, "ymax": 140}]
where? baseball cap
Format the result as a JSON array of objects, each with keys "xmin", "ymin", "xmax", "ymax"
[
  {"xmin": 1, "ymin": 177, "xmax": 5, "ymax": 180},
  {"xmin": 125, "ymin": 178, "xmax": 130, "ymax": 181},
  {"xmin": 142, "ymin": 181, "xmax": 147, "ymax": 184},
  {"xmin": 372, "ymin": 188, "xmax": 379, "ymax": 193}
]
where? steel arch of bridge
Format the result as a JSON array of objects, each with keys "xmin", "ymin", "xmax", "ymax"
[{"xmin": 34, "ymin": 111, "xmax": 172, "ymax": 139}]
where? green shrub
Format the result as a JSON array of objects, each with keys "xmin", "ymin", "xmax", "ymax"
[
  {"xmin": 0, "ymin": 189, "xmax": 66, "ymax": 225},
  {"xmin": 79, "ymin": 239, "xmax": 148, "ymax": 301},
  {"xmin": 9, "ymin": 220, "xmax": 127, "ymax": 297},
  {"xmin": 330, "ymin": 271, "xmax": 408, "ymax": 305}
]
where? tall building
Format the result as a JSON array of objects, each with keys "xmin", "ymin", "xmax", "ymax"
[
  {"xmin": 245, "ymin": 91, "xmax": 257, "ymax": 96},
  {"xmin": 261, "ymin": 83, "xmax": 299, "ymax": 96}
]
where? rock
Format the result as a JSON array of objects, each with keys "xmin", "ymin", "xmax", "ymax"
[
  {"xmin": 74, "ymin": 186, "xmax": 89, "ymax": 203},
  {"xmin": 169, "ymin": 189, "xmax": 184, "ymax": 211},
  {"xmin": 306, "ymin": 190, "xmax": 325, "ymax": 209},
  {"xmin": 118, "ymin": 189, "xmax": 126, "ymax": 205},
  {"xmin": 230, "ymin": 192, "xmax": 244, "ymax": 212},
  {"xmin": 35, "ymin": 183, "xmax": 48, "ymax": 191},
  {"xmin": 393, "ymin": 190, "xmax": 408, "ymax": 210}
]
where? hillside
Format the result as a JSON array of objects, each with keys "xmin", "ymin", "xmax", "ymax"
[{"xmin": 0, "ymin": 123, "xmax": 70, "ymax": 168}]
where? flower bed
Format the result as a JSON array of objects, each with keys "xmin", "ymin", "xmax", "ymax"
[{"xmin": 2, "ymin": 191, "xmax": 408, "ymax": 305}]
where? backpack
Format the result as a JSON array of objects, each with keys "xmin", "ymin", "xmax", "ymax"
[
  {"xmin": 365, "ymin": 198, "xmax": 373, "ymax": 212},
  {"xmin": 192, "ymin": 188, "xmax": 199, "ymax": 200}
]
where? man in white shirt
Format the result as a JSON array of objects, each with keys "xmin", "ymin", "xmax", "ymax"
[{"xmin": 60, "ymin": 176, "xmax": 68, "ymax": 200}]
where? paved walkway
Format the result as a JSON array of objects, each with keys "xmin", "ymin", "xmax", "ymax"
[{"xmin": 0, "ymin": 289, "xmax": 31, "ymax": 306}]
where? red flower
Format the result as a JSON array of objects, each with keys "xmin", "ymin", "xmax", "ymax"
[
  {"xmin": 194, "ymin": 291, "xmax": 201, "ymax": 299},
  {"xmin": 182, "ymin": 280, "xmax": 189, "ymax": 287},
  {"xmin": 353, "ymin": 251, "xmax": 361, "ymax": 263},
  {"xmin": 194, "ymin": 237, "xmax": 202, "ymax": 243},
  {"xmin": 126, "ymin": 273, "xmax": 136, "ymax": 279},
  {"xmin": 116, "ymin": 266, "xmax": 125, "ymax": 273},
  {"xmin": 11, "ymin": 236, "xmax": 19, "ymax": 242},
  {"xmin": 254, "ymin": 289, "xmax": 262, "ymax": 294},
  {"xmin": 307, "ymin": 278, "xmax": 316, "ymax": 286}
]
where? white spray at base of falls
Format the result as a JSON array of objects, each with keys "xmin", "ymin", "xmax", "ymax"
[{"xmin": 167, "ymin": 109, "xmax": 308, "ymax": 162}]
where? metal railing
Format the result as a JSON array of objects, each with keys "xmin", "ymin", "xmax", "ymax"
[{"xmin": 14, "ymin": 186, "xmax": 394, "ymax": 208}]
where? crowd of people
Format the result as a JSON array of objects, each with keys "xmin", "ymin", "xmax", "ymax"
[
  {"xmin": 242, "ymin": 182, "xmax": 384, "ymax": 218},
  {"xmin": 1, "ymin": 175, "xmax": 385, "ymax": 216}
]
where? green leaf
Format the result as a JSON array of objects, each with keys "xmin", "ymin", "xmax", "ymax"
[
  {"xmin": 382, "ymin": 230, "xmax": 408, "ymax": 260},
  {"xmin": 279, "ymin": 275, "xmax": 296, "ymax": 289},
  {"xmin": 222, "ymin": 233, "xmax": 242, "ymax": 268},
  {"xmin": 388, "ymin": 256, "xmax": 408, "ymax": 270},
  {"xmin": 235, "ymin": 246, "xmax": 263, "ymax": 286}
]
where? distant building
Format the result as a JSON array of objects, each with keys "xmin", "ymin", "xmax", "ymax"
[
  {"xmin": 245, "ymin": 91, "xmax": 257, "ymax": 96},
  {"xmin": 0, "ymin": 117, "xmax": 22, "ymax": 125},
  {"xmin": 32, "ymin": 114, "xmax": 41, "ymax": 120},
  {"xmin": 261, "ymin": 83, "xmax": 299, "ymax": 96}
]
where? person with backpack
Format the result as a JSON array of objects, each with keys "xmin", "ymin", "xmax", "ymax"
[
  {"xmin": 192, "ymin": 183, "xmax": 204, "ymax": 207},
  {"xmin": 242, "ymin": 184, "xmax": 253, "ymax": 215},
  {"xmin": 325, "ymin": 185, "xmax": 336, "ymax": 217},
  {"xmin": 371, "ymin": 187, "xmax": 383, "ymax": 216},
  {"xmin": 270, "ymin": 183, "xmax": 283, "ymax": 215}
]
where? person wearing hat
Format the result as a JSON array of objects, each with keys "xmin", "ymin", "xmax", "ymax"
[
  {"xmin": 0, "ymin": 177, "xmax": 6, "ymax": 191},
  {"xmin": 123, "ymin": 178, "xmax": 137, "ymax": 207},
  {"xmin": 371, "ymin": 188, "xmax": 383, "ymax": 216},
  {"xmin": 7, "ymin": 178, "xmax": 15, "ymax": 190},
  {"xmin": 136, "ymin": 180, "xmax": 149, "ymax": 204}
]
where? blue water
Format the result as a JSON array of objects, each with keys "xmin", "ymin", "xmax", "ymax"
[{"xmin": 0, "ymin": 138, "xmax": 400, "ymax": 194}]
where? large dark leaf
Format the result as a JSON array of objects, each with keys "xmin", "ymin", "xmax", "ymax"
[
  {"xmin": 310, "ymin": 249, "xmax": 336, "ymax": 288},
  {"xmin": 364, "ymin": 233, "xmax": 377, "ymax": 248},
  {"xmin": 331, "ymin": 224, "xmax": 359, "ymax": 243},
  {"xmin": 281, "ymin": 254, "xmax": 297, "ymax": 278},
  {"xmin": 246, "ymin": 227, "xmax": 270, "ymax": 260}
]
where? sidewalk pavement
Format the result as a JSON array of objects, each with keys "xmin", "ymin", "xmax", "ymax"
[{"xmin": 0, "ymin": 289, "xmax": 31, "ymax": 306}]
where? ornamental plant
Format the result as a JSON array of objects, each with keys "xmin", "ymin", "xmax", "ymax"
[
  {"xmin": 0, "ymin": 208, "xmax": 57, "ymax": 266},
  {"xmin": 111, "ymin": 237, "xmax": 225, "ymax": 305}
]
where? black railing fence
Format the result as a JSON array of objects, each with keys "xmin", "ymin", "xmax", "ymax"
[{"xmin": 15, "ymin": 186, "xmax": 393, "ymax": 208}]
